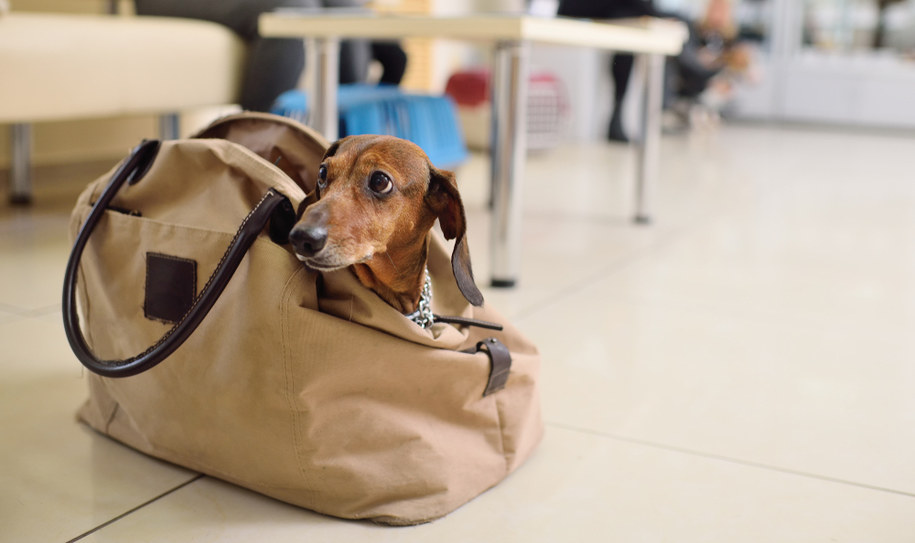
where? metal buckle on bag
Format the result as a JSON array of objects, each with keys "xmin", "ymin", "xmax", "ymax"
[{"xmin": 476, "ymin": 337, "xmax": 512, "ymax": 397}]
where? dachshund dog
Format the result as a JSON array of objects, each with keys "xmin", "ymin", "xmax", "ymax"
[{"xmin": 288, "ymin": 135, "xmax": 483, "ymax": 321}]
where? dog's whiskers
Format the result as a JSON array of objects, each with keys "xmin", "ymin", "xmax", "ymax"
[{"xmin": 384, "ymin": 252, "xmax": 400, "ymax": 274}]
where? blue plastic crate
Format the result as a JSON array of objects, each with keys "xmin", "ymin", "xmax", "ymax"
[{"xmin": 271, "ymin": 85, "xmax": 468, "ymax": 169}]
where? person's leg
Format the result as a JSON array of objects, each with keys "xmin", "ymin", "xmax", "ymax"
[
  {"xmin": 608, "ymin": 53, "xmax": 634, "ymax": 142},
  {"xmin": 371, "ymin": 41, "xmax": 407, "ymax": 85},
  {"xmin": 338, "ymin": 39, "xmax": 372, "ymax": 85},
  {"xmin": 241, "ymin": 38, "xmax": 306, "ymax": 111}
]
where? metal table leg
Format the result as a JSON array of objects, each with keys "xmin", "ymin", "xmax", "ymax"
[
  {"xmin": 159, "ymin": 113, "xmax": 180, "ymax": 140},
  {"xmin": 10, "ymin": 123, "xmax": 32, "ymax": 205},
  {"xmin": 489, "ymin": 40, "xmax": 528, "ymax": 288},
  {"xmin": 634, "ymin": 53, "xmax": 664, "ymax": 225},
  {"xmin": 309, "ymin": 37, "xmax": 340, "ymax": 141}
]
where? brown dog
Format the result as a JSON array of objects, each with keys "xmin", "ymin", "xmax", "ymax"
[{"xmin": 289, "ymin": 135, "xmax": 483, "ymax": 321}]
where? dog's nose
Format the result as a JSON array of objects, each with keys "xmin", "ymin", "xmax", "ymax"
[{"xmin": 289, "ymin": 225, "xmax": 327, "ymax": 257}]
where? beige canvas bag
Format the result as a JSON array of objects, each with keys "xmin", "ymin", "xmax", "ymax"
[{"xmin": 62, "ymin": 112, "xmax": 542, "ymax": 525}]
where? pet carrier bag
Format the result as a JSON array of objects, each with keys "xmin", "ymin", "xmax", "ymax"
[{"xmin": 62, "ymin": 112, "xmax": 542, "ymax": 525}]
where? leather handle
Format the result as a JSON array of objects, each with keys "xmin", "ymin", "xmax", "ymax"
[{"xmin": 62, "ymin": 140, "xmax": 293, "ymax": 378}]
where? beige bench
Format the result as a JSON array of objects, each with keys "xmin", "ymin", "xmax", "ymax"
[{"xmin": 0, "ymin": 11, "xmax": 244, "ymax": 204}]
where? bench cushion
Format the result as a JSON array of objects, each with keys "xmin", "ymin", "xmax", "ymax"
[{"xmin": 0, "ymin": 13, "xmax": 245, "ymax": 123}]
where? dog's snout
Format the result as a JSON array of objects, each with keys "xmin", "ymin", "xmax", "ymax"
[{"xmin": 289, "ymin": 225, "xmax": 328, "ymax": 257}]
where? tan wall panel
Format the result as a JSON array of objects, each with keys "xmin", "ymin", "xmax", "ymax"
[{"xmin": 11, "ymin": 0, "xmax": 107, "ymax": 14}]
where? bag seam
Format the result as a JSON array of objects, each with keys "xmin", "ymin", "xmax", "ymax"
[
  {"xmin": 494, "ymin": 388, "xmax": 510, "ymax": 477},
  {"xmin": 102, "ymin": 395, "xmax": 120, "ymax": 435},
  {"xmin": 280, "ymin": 266, "xmax": 313, "ymax": 488},
  {"xmin": 221, "ymin": 142, "xmax": 308, "ymax": 202}
]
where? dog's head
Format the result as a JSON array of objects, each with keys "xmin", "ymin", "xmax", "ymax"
[{"xmin": 289, "ymin": 135, "xmax": 483, "ymax": 307}]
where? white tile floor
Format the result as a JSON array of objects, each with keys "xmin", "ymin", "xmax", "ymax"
[{"xmin": 2, "ymin": 123, "xmax": 915, "ymax": 541}]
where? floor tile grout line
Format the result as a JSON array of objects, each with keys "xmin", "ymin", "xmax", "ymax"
[
  {"xmin": 540, "ymin": 285, "xmax": 902, "ymax": 341},
  {"xmin": 509, "ymin": 164, "xmax": 821, "ymax": 325},
  {"xmin": 0, "ymin": 303, "xmax": 63, "ymax": 320},
  {"xmin": 513, "ymin": 166, "xmax": 769, "ymax": 322},
  {"xmin": 0, "ymin": 302, "xmax": 28, "ymax": 316},
  {"xmin": 511, "ymin": 218, "xmax": 714, "ymax": 324},
  {"xmin": 547, "ymin": 421, "xmax": 915, "ymax": 500},
  {"xmin": 26, "ymin": 303, "xmax": 63, "ymax": 317},
  {"xmin": 65, "ymin": 474, "xmax": 205, "ymax": 543}
]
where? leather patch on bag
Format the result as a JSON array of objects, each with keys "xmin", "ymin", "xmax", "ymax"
[{"xmin": 145, "ymin": 253, "xmax": 197, "ymax": 323}]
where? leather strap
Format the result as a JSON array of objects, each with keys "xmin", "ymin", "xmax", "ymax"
[
  {"xmin": 433, "ymin": 314, "xmax": 503, "ymax": 331},
  {"xmin": 476, "ymin": 338, "xmax": 512, "ymax": 397},
  {"xmin": 62, "ymin": 139, "xmax": 294, "ymax": 378}
]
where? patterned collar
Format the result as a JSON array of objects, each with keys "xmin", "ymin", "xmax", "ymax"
[{"xmin": 405, "ymin": 268, "xmax": 434, "ymax": 329}]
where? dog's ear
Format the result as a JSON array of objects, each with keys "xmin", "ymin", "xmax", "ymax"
[
  {"xmin": 426, "ymin": 165, "xmax": 484, "ymax": 307},
  {"xmin": 322, "ymin": 137, "xmax": 347, "ymax": 160}
]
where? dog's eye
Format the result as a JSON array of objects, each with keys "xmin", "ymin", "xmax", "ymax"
[
  {"xmin": 317, "ymin": 165, "xmax": 327, "ymax": 188},
  {"xmin": 368, "ymin": 171, "xmax": 393, "ymax": 195}
]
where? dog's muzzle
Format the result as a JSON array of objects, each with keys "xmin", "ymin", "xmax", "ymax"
[{"xmin": 289, "ymin": 225, "xmax": 327, "ymax": 258}]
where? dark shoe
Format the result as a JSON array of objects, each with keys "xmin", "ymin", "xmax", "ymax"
[{"xmin": 607, "ymin": 111, "xmax": 628, "ymax": 143}]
